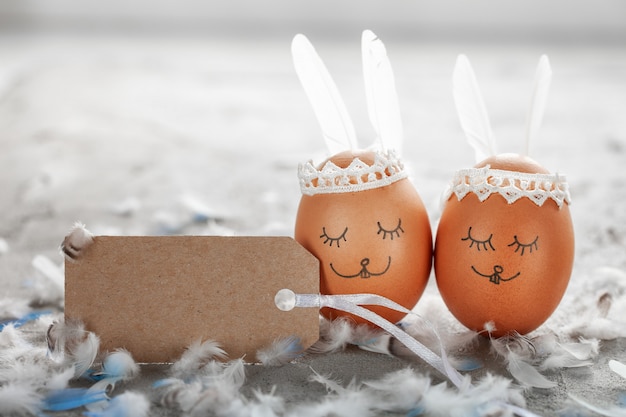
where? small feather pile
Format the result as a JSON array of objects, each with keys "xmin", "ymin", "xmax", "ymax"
[
  {"xmin": 307, "ymin": 368, "xmax": 525, "ymax": 417},
  {"xmin": 309, "ymin": 317, "xmax": 390, "ymax": 355},
  {"xmin": 0, "ymin": 316, "xmax": 146, "ymax": 416}
]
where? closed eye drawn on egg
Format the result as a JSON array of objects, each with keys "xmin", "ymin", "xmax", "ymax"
[
  {"xmin": 508, "ymin": 235, "xmax": 539, "ymax": 255},
  {"xmin": 320, "ymin": 226, "xmax": 348, "ymax": 247},
  {"xmin": 377, "ymin": 218, "xmax": 404, "ymax": 240},
  {"xmin": 461, "ymin": 226, "xmax": 495, "ymax": 251}
]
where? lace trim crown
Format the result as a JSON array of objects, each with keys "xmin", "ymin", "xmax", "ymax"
[
  {"xmin": 444, "ymin": 165, "xmax": 571, "ymax": 208},
  {"xmin": 298, "ymin": 150, "xmax": 407, "ymax": 195}
]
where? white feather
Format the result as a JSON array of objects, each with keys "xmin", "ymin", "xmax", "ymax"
[
  {"xmin": 60, "ymin": 221, "xmax": 94, "ymax": 262},
  {"xmin": 170, "ymin": 339, "xmax": 227, "ymax": 378},
  {"xmin": 506, "ymin": 347, "xmax": 556, "ymax": 389},
  {"xmin": 309, "ymin": 368, "xmax": 354, "ymax": 395},
  {"xmin": 47, "ymin": 367, "xmax": 75, "ymax": 391},
  {"xmin": 362, "ymin": 368, "xmax": 430, "ymax": 411},
  {"xmin": 68, "ymin": 331, "xmax": 100, "ymax": 378},
  {"xmin": 537, "ymin": 335, "xmax": 598, "ymax": 370},
  {"xmin": 453, "ymin": 54, "xmax": 497, "ymax": 163},
  {"xmin": 256, "ymin": 335, "xmax": 303, "ymax": 366},
  {"xmin": 0, "ymin": 298, "xmax": 31, "ymax": 319},
  {"xmin": 568, "ymin": 394, "xmax": 626, "ymax": 417},
  {"xmin": 248, "ymin": 388, "xmax": 285, "ymax": 417},
  {"xmin": 524, "ymin": 55, "xmax": 552, "ymax": 156},
  {"xmin": 97, "ymin": 391, "xmax": 151, "ymax": 417},
  {"xmin": 308, "ymin": 318, "xmax": 354, "ymax": 353},
  {"xmin": 31, "ymin": 255, "xmax": 64, "ymax": 302},
  {"xmin": 609, "ymin": 360, "xmax": 626, "ymax": 380},
  {"xmin": 292, "ymin": 34, "xmax": 357, "ymax": 155},
  {"xmin": 357, "ymin": 333, "xmax": 393, "ymax": 356},
  {"xmin": 0, "ymin": 382, "xmax": 43, "ymax": 416},
  {"xmin": 362, "ymin": 29, "xmax": 403, "ymax": 154},
  {"xmin": 98, "ymin": 349, "xmax": 140, "ymax": 380},
  {"xmin": 207, "ymin": 358, "xmax": 246, "ymax": 389}
]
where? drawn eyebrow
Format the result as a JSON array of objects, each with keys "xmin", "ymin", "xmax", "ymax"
[
  {"xmin": 461, "ymin": 226, "xmax": 495, "ymax": 251},
  {"xmin": 319, "ymin": 226, "xmax": 348, "ymax": 247},
  {"xmin": 377, "ymin": 219, "xmax": 404, "ymax": 240},
  {"xmin": 508, "ymin": 235, "xmax": 539, "ymax": 255}
]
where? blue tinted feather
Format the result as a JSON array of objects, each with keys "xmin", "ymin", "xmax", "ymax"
[
  {"xmin": 43, "ymin": 388, "xmax": 108, "ymax": 411},
  {"xmin": 0, "ymin": 310, "xmax": 51, "ymax": 330}
]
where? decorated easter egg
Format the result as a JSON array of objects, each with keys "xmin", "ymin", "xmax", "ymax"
[
  {"xmin": 295, "ymin": 150, "xmax": 433, "ymax": 324},
  {"xmin": 434, "ymin": 153, "xmax": 574, "ymax": 336}
]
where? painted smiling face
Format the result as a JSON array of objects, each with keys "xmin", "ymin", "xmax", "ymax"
[
  {"xmin": 434, "ymin": 154, "xmax": 574, "ymax": 337},
  {"xmin": 295, "ymin": 150, "xmax": 433, "ymax": 325}
]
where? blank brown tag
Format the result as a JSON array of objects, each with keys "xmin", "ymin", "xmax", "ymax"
[{"xmin": 65, "ymin": 236, "xmax": 320, "ymax": 363}]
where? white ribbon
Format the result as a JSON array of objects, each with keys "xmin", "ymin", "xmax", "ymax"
[
  {"xmin": 275, "ymin": 289, "xmax": 544, "ymax": 417},
  {"xmin": 275, "ymin": 289, "xmax": 465, "ymax": 389}
]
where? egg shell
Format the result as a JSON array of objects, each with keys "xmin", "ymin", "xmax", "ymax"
[
  {"xmin": 295, "ymin": 151, "xmax": 433, "ymax": 325},
  {"xmin": 434, "ymin": 154, "xmax": 574, "ymax": 337}
]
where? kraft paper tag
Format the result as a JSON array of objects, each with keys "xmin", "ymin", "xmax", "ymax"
[{"xmin": 65, "ymin": 236, "xmax": 320, "ymax": 363}]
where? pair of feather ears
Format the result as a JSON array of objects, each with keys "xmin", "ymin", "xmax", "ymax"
[{"xmin": 293, "ymin": 31, "xmax": 553, "ymax": 165}]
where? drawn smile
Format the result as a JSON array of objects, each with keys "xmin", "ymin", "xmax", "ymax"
[
  {"xmin": 471, "ymin": 265, "xmax": 520, "ymax": 285},
  {"xmin": 330, "ymin": 256, "xmax": 391, "ymax": 279}
]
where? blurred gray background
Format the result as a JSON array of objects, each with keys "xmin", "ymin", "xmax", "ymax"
[{"xmin": 1, "ymin": 0, "xmax": 625, "ymax": 42}]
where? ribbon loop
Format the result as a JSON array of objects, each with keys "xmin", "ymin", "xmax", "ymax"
[{"xmin": 276, "ymin": 290, "xmax": 465, "ymax": 389}]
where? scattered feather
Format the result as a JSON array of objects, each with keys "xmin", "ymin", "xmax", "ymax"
[
  {"xmin": 0, "ymin": 237, "xmax": 8, "ymax": 254},
  {"xmin": 308, "ymin": 318, "xmax": 354, "ymax": 353},
  {"xmin": 92, "ymin": 349, "xmax": 140, "ymax": 381},
  {"xmin": 84, "ymin": 391, "xmax": 150, "ymax": 417},
  {"xmin": 362, "ymin": 368, "xmax": 431, "ymax": 412},
  {"xmin": 256, "ymin": 335, "xmax": 304, "ymax": 366},
  {"xmin": 309, "ymin": 368, "xmax": 357, "ymax": 396},
  {"xmin": 47, "ymin": 366, "xmax": 75, "ymax": 391},
  {"xmin": 42, "ymin": 387, "xmax": 109, "ymax": 411},
  {"xmin": 483, "ymin": 321, "xmax": 497, "ymax": 335},
  {"xmin": 169, "ymin": 339, "xmax": 227, "ymax": 379},
  {"xmin": 489, "ymin": 333, "xmax": 556, "ymax": 389},
  {"xmin": 47, "ymin": 319, "xmax": 100, "ymax": 378},
  {"xmin": 0, "ymin": 310, "xmax": 52, "ymax": 331},
  {"xmin": 566, "ymin": 317, "xmax": 626, "ymax": 341},
  {"xmin": 69, "ymin": 331, "xmax": 100, "ymax": 378},
  {"xmin": 60, "ymin": 221, "xmax": 94, "ymax": 262},
  {"xmin": 452, "ymin": 54, "xmax": 497, "ymax": 163},
  {"xmin": 248, "ymin": 388, "xmax": 286, "ymax": 416},
  {"xmin": 506, "ymin": 347, "xmax": 556, "ymax": 389},
  {"xmin": 357, "ymin": 333, "xmax": 393, "ymax": 356},
  {"xmin": 568, "ymin": 394, "xmax": 626, "ymax": 417},
  {"xmin": 598, "ymin": 292, "xmax": 613, "ymax": 318},
  {"xmin": 453, "ymin": 357, "xmax": 483, "ymax": 372},
  {"xmin": 292, "ymin": 33, "xmax": 357, "ymax": 155},
  {"xmin": 534, "ymin": 334, "xmax": 598, "ymax": 370},
  {"xmin": 0, "ymin": 298, "xmax": 30, "ymax": 320},
  {"xmin": 31, "ymin": 255, "xmax": 64, "ymax": 303},
  {"xmin": 0, "ymin": 382, "xmax": 43, "ymax": 416},
  {"xmin": 609, "ymin": 360, "xmax": 626, "ymax": 380},
  {"xmin": 158, "ymin": 359, "xmax": 247, "ymax": 415}
]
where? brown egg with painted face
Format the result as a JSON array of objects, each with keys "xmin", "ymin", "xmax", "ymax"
[
  {"xmin": 295, "ymin": 150, "xmax": 433, "ymax": 325},
  {"xmin": 434, "ymin": 153, "xmax": 574, "ymax": 337}
]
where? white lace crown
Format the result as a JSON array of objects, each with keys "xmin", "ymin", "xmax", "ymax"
[
  {"xmin": 298, "ymin": 150, "xmax": 407, "ymax": 195},
  {"xmin": 444, "ymin": 165, "xmax": 571, "ymax": 208}
]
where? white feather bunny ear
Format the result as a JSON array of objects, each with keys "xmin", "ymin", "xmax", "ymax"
[
  {"xmin": 524, "ymin": 55, "xmax": 552, "ymax": 157},
  {"xmin": 292, "ymin": 34, "xmax": 358, "ymax": 155},
  {"xmin": 361, "ymin": 30, "xmax": 403, "ymax": 155},
  {"xmin": 453, "ymin": 54, "xmax": 497, "ymax": 163}
]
